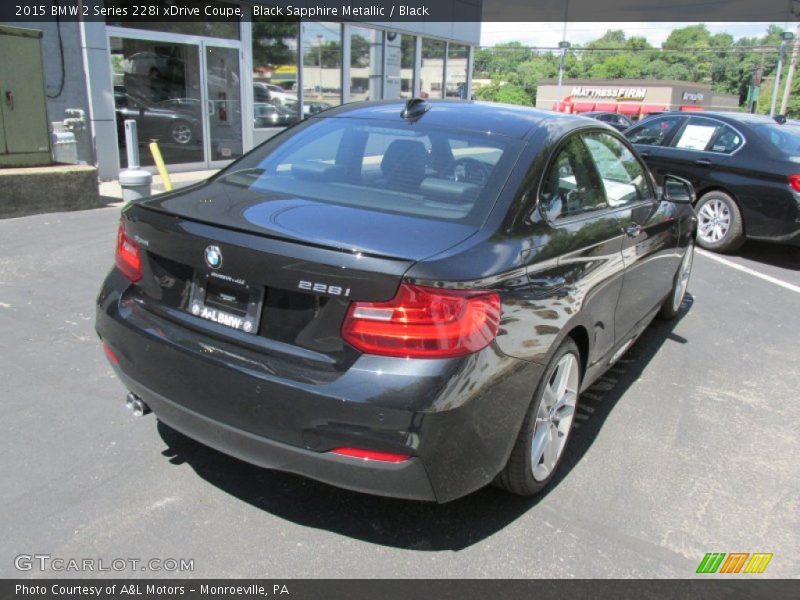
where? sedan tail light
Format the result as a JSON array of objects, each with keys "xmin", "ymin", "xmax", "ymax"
[
  {"xmin": 788, "ymin": 174, "xmax": 800, "ymax": 193},
  {"xmin": 341, "ymin": 284, "xmax": 501, "ymax": 359},
  {"xmin": 115, "ymin": 220, "xmax": 143, "ymax": 282}
]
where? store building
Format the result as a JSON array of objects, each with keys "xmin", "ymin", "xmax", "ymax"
[
  {"xmin": 536, "ymin": 78, "xmax": 740, "ymax": 119},
  {"xmin": 10, "ymin": 3, "xmax": 479, "ymax": 179}
]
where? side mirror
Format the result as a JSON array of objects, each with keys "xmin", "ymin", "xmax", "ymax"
[{"xmin": 662, "ymin": 174, "xmax": 696, "ymax": 204}]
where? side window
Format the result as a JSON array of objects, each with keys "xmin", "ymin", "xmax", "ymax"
[
  {"xmin": 540, "ymin": 136, "xmax": 607, "ymax": 221},
  {"xmin": 671, "ymin": 117, "xmax": 722, "ymax": 151},
  {"xmin": 625, "ymin": 116, "xmax": 684, "ymax": 146},
  {"xmin": 583, "ymin": 132, "xmax": 652, "ymax": 207},
  {"xmin": 709, "ymin": 124, "xmax": 743, "ymax": 154}
]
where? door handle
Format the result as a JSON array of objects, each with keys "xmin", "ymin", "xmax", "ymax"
[
  {"xmin": 4, "ymin": 91, "xmax": 13, "ymax": 111},
  {"xmin": 207, "ymin": 99, "xmax": 215, "ymax": 116},
  {"xmin": 695, "ymin": 158, "xmax": 712, "ymax": 166},
  {"xmin": 639, "ymin": 150, "xmax": 650, "ymax": 158},
  {"xmin": 626, "ymin": 223, "xmax": 642, "ymax": 238}
]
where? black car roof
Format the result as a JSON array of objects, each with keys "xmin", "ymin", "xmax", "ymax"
[
  {"xmin": 647, "ymin": 110, "xmax": 784, "ymax": 126},
  {"xmin": 316, "ymin": 99, "xmax": 589, "ymax": 140}
]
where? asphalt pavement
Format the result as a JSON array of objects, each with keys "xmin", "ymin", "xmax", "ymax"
[{"xmin": 1, "ymin": 206, "xmax": 798, "ymax": 578}]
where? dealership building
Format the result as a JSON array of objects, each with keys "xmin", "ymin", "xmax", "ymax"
[
  {"xmin": 7, "ymin": 1, "xmax": 479, "ymax": 179},
  {"xmin": 536, "ymin": 78, "xmax": 740, "ymax": 118}
]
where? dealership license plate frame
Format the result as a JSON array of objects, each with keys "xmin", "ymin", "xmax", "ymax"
[{"xmin": 187, "ymin": 272, "xmax": 264, "ymax": 335}]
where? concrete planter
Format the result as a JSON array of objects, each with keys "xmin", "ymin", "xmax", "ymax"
[{"xmin": 0, "ymin": 164, "xmax": 101, "ymax": 218}]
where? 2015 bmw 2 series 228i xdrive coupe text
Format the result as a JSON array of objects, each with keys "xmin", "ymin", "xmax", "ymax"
[{"xmin": 96, "ymin": 99, "xmax": 697, "ymax": 502}]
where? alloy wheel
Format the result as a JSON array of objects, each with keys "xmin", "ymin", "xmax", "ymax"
[
  {"xmin": 172, "ymin": 123, "xmax": 193, "ymax": 145},
  {"xmin": 697, "ymin": 199, "xmax": 731, "ymax": 244},
  {"xmin": 531, "ymin": 353, "xmax": 579, "ymax": 481}
]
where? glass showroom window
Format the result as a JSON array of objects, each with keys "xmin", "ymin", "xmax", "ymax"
[
  {"xmin": 350, "ymin": 26, "xmax": 384, "ymax": 102},
  {"xmin": 421, "ymin": 38, "xmax": 445, "ymax": 99},
  {"xmin": 110, "ymin": 36, "xmax": 204, "ymax": 168},
  {"xmin": 384, "ymin": 33, "xmax": 416, "ymax": 99},
  {"xmin": 302, "ymin": 22, "xmax": 343, "ymax": 116},
  {"xmin": 251, "ymin": 19, "xmax": 301, "ymax": 127},
  {"xmin": 400, "ymin": 35, "xmax": 416, "ymax": 98},
  {"xmin": 446, "ymin": 43, "xmax": 469, "ymax": 99}
]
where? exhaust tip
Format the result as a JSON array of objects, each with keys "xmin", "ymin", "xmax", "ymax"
[{"xmin": 126, "ymin": 392, "xmax": 151, "ymax": 417}]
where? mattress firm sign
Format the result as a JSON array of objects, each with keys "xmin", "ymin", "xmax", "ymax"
[{"xmin": 571, "ymin": 86, "xmax": 647, "ymax": 101}]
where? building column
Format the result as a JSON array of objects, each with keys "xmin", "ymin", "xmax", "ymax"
[
  {"xmin": 240, "ymin": 18, "xmax": 254, "ymax": 153},
  {"xmin": 78, "ymin": 19, "xmax": 117, "ymax": 180},
  {"xmin": 413, "ymin": 36, "xmax": 422, "ymax": 98},
  {"xmin": 342, "ymin": 23, "xmax": 351, "ymax": 104}
]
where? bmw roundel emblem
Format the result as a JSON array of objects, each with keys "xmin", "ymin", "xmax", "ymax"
[{"xmin": 204, "ymin": 245, "xmax": 223, "ymax": 269}]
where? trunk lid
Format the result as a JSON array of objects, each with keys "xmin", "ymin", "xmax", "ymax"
[{"xmin": 139, "ymin": 177, "xmax": 479, "ymax": 262}]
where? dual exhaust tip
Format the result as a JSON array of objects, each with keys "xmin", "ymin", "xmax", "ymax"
[{"xmin": 125, "ymin": 392, "xmax": 151, "ymax": 417}]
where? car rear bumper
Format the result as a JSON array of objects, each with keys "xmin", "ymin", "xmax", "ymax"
[
  {"xmin": 96, "ymin": 272, "xmax": 543, "ymax": 502},
  {"xmin": 115, "ymin": 369, "xmax": 438, "ymax": 500}
]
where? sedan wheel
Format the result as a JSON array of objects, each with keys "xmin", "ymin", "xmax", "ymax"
[
  {"xmin": 695, "ymin": 191, "xmax": 744, "ymax": 253},
  {"xmin": 495, "ymin": 339, "xmax": 581, "ymax": 496}
]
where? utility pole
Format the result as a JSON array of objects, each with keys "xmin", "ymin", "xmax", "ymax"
[
  {"xmin": 779, "ymin": 24, "xmax": 800, "ymax": 116},
  {"xmin": 770, "ymin": 31, "xmax": 795, "ymax": 116},
  {"xmin": 555, "ymin": 0, "xmax": 569, "ymax": 107}
]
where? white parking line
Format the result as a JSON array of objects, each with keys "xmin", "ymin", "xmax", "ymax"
[{"xmin": 696, "ymin": 248, "xmax": 800, "ymax": 294}]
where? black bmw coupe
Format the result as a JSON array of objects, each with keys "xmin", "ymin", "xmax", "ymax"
[{"xmin": 97, "ymin": 99, "xmax": 697, "ymax": 502}]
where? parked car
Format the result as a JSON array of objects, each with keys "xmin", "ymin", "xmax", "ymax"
[
  {"xmin": 253, "ymin": 82, "xmax": 297, "ymax": 106},
  {"xmin": 581, "ymin": 111, "xmax": 633, "ymax": 132},
  {"xmin": 96, "ymin": 100, "xmax": 696, "ymax": 502},
  {"xmin": 625, "ymin": 111, "xmax": 800, "ymax": 252},
  {"xmin": 114, "ymin": 90, "xmax": 201, "ymax": 146},
  {"xmin": 253, "ymin": 102, "xmax": 298, "ymax": 128}
]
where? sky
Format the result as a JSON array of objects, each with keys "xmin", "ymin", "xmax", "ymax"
[{"xmin": 479, "ymin": 22, "xmax": 792, "ymax": 47}]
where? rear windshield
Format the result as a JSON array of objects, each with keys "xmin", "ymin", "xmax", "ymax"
[
  {"xmin": 751, "ymin": 123, "xmax": 800, "ymax": 154},
  {"xmin": 216, "ymin": 117, "xmax": 522, "ymax": 225}
]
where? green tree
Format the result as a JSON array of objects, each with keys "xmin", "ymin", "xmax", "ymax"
[
  {"xmin": 475, "ymin": 24, "xmax": 798, "ymax": 116},
  {"xmin": 252, "ymin": 21, "xmax": 298, "ymax": 68},
  {"xmin": 475, "ymin": 83, "xmax": 532, "ymax": 105}
]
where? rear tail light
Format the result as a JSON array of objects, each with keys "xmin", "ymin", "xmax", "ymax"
[
  {"xmin": 789, "ymin": 175, "xmax": 800, "ymax": 193},
  {"xmin": 341, "ymin": 284, "xmax": 501, "ymax": 359},
  {"xmin": 115, "ymin": 220, "xmax": 143, "ymax": 282},
  {"xmin": 330, "ymin": 447, "xmax": 411, "ymax": 463}
]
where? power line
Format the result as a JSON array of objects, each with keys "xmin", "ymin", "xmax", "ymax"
[{"xmin": 477, "ymin": 45, "xmax": 782, "ymax": 54}]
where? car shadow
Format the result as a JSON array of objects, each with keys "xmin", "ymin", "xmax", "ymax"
[
  {"xmin": 734, "ymin": 240, "xmax": 800, "ymax": 271},
  {"xmin": 156, "ymin": 295, "xmax": 694, "ymax": 551}
]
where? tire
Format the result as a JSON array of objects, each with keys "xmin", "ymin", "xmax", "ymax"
[
  {"xmin": 495, "ymin": 339, "xmax": 581, "ymax": 496},
  {"xmin": 658, "ymin": 240, "xmax": 694, "ymax": 320},
  {"xmin": 170, "ymin": 120, "xmax": 194, "ymax": 145},
  {"xmin": 695, "ymin": 191, "xmax": 745, "ymax": 253}
]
